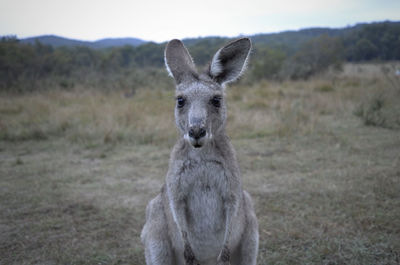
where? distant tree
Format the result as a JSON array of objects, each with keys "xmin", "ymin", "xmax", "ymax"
[
  {"xmin": 0, "ymin": 37, "xmax": 36, "ymax": 89},
  {"xmin": 353, "ymin": 39, "xmax": 378, "ymax": 61},
  {"xmin": 281, "ymin": 35, "xmax": 344, "ymax": 79},
  {"xmin": 380, "ymin": 26, "xmax": 400, "ymax": 60},
  {"xmin": 133, "ymin": 42, "xmax": 164, "ymax": 67},
  {"xmin": 344, "ymin": 21, "xmax": 400, "ymax": 61},
  {"xmin": 250, "ymin": 46, "xmax": 286, "ymax": 80}
]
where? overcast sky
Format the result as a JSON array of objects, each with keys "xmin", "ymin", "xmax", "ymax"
[{"xmin": 1, "ymin": 0, "xmax": 399, "ymax": 42}]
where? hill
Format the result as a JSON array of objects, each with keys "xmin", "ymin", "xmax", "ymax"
[
  {"xmin": 92, "ymin": 37, "xmax": 146, "ymax": 48},
  {"xmin": 2, "ymin": 21, "xmax": 400, "ymax": 91},
  {"xmin": 21, "ymin": 35, "xmax": 146, "ymax": 48},
  {"xmin": 18, "ymin": 21, "xmax": 400, "ymax": 53}
]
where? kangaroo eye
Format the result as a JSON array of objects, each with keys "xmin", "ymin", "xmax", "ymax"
[
  {"xmin": 176, "ymin": 96, "xmax": 185, "ymax": 108},
  {"xmin": 210, "ymin": 96, "xmax": 222, "ymax": 108}
]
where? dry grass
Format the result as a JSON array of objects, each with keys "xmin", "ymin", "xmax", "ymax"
[
  {"xmin": 1, "ymin": 63, "xmax": 400, "ymax": 264},
  {"xmin": 0, "ymin": 88, "xmax": 176, "ymax": 145}
]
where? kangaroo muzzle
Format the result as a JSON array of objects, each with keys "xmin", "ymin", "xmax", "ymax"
[{"xmin": 186, "ymin": 122, "xmax": 207, "ymax": 148}]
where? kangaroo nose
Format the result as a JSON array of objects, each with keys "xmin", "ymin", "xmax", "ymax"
[{"xmin": 188, "ymin": 127, "xmax": 206, "ymax": 140}]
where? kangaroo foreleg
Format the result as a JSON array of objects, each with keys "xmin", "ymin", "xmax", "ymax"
[
  {"xmin": 217, "ymin": 191, "xmax": 240, "ymax": 265},
  {"xmin": 168, "ymin": 188, "xmax": 200, "ymax": 265}
]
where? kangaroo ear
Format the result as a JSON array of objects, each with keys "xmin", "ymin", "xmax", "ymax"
[
  {"xmin": 165, "ymin": 39, "xmax": 198, "ymax": 85},
  {"xmin": 208, "ymin": 38, "xmax": 251, "ymax": 86}
]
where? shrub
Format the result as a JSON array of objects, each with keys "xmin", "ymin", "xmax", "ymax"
[
  {"xmin": 280, "ymin": 35, "xmax": 344, "ymax": 80},
  {"xmin": 314, "ymin": 84, "xmax": 335, "ymax": 92},
  {"xmin": 354, "ymin": 89, "xmax": 400, "ymax": 129}
]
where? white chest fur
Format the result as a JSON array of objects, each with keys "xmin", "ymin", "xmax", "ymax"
[{"xmin": 177, "ymin": 158, "xmax": 227, "ymax": 257}]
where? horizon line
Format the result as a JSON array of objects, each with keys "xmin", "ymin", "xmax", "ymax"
[{"xmin": 3, "ymin": 19, "xmax": 398, "ymax": 44}]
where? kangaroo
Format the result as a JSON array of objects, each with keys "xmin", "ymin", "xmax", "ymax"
[{"xmin": 141, "ymin": 38, "xmax": 259, "ymax": 265}]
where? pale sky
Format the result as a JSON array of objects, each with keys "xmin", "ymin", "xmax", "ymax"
[{"xmin": 1, "ymin": 0, "xmax": 399, "ymax": 42}]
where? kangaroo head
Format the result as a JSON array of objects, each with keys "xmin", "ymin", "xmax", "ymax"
[{"xmin": 164, "ymin": 38, "xmax": 251, "ymax": 148}]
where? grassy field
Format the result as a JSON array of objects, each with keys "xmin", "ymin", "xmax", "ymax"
[{"xmin": 1, "ymin": 63, "xmax": 400, "ymax": 264}]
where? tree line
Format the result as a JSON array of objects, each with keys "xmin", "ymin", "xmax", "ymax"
[{"xmin": 1, "ymin": 21, "xmax": 399, "ymax": 92}]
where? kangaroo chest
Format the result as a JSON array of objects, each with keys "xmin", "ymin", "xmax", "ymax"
[{"xmin": 178, "ymin": 159, "xmax": 227, "ymax": 239}]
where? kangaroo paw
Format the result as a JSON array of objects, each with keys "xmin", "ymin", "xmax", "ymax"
[
  {"xmin": 217, "ymin": 245, "xmax": 230, "ymax": 265},
  {"xmin": 184, "ymin": 243, "xmax": 200, "ymax": 265}
]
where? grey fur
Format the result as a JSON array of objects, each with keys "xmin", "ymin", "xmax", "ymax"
[{"xmin": 141, "ymin": 38, "xmax": 258, "ymax": 265}]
